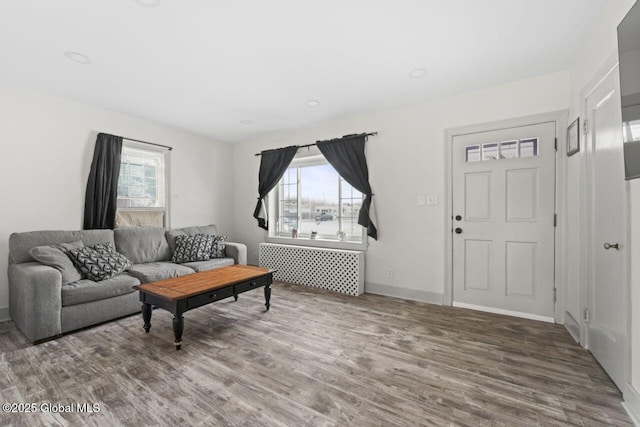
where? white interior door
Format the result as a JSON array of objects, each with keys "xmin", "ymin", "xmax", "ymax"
[
  {"xmin": 586, "ymin": 65, "xmax": 628, "ymax": 391},
  {"xmin": 452, "ymin": 121, "xmax": 557, "ymax": 321}
]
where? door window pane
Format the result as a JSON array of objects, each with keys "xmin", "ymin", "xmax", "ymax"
[
  {"xmin": 466, "ymin": 145, "xmax": 481, "ymax": 162},
  {"xmin": 482, "ymin": 143, "xmax": 499, "ymax": 160},
  {"xmin": 520, "ymin": 138, "xmax": 538, "ymax": 157},
  {"xmin": 500, "ymin": 141, "xmax": 518, "ymax": 159}
]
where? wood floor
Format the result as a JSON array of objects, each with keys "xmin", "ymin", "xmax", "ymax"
[{"xmin": 0, "ymin": 282, "xmax": 632, "ymax": 426}]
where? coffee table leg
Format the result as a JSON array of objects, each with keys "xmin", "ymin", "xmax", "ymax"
[
  {"xmin": 264, "ymin": 283, "xmax": 271, "ymax": 311},
  {"xmin": 142, "ymin": 303, "xmax": 152, "ymax": 333},
  {"xmin": 234, "ymin": 294, "xmax": 238, "ymax": 302},
  {"xmin": 173, "ymin": 315, "xmax": 184, "ymax": 350}
]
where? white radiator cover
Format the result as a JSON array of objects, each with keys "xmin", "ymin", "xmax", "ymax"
[{"xmin": 259, "ymin": 243, "xmax": 365, "ymax": 296}]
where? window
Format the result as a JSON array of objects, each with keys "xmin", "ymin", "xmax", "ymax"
[
  {"xmin": 116, "ymin": 144, "xmax": 168, "ymax": 227},
  {"xmin": 623, "ymin": 118, "xmax": 640, "ymax": 142},
  {"xmin": 465, "ymin": 137, "xmax": 539, "ymax": 162},
  {"xmin": 271, "ymin": 152, "xmax": 365, "ymax": 244}
]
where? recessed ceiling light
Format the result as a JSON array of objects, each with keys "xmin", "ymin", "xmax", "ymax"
[
  {"xmin": 64, "ymin": 51, "xmax": 92, "ymax": 65},
  {"xmin": 306, "ymin": 100, "xmax": 320, "ymax": 107},
  {"xmin": 135, "ymin": 0, "xmax": 160, "ymax": 7},
  {"xmin": 408, "ymin": 68, "xmax": 427, "ymax": 79},
  {"xmin": 240, "ymin": 119, "xmax": 252, "ymax": 125}
]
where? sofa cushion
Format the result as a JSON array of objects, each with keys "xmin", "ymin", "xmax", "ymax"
[
  {"xmin": 127, "ymin": 262, "xmax": 194, "ymax": 282},
  {"xmin": 9, "ymin": 229, "xmax": 115, "ymax": 264},
  {"xmin": 181, "ymin": 257, "xmax": 235, "ymax": 272},
  {"xmin": 62, "ymin": 272, "xmax": 140, "ymax": 307},
  {"xmin": 67, "ymin": 243, "xmax": 132, "ymax": 282},
  {"xmin": 114, "ymin": 227, "xmax": 171, "ymax": 264},
  {"xmin": 210, "ymin": 235, "xmax": 228, "ymax": 258},
  {"xmin": 172, "ymin": 234, "xmax": 215, "ymax": 263},
  {"xmin": 166, "ymin": 225, "xmax": 218, "ymax": 254},
  {"xmin": 28, "ymin": 241, "xmax": 84, "ymax": 285}
]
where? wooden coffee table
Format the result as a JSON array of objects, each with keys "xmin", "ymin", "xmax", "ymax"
[{"xmin": 133, "ymin": 265, "xmax": 273, "ymax": 350}]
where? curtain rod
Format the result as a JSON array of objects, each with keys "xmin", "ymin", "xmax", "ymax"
[
  {"xmin": 120, "ymin": 136, "xmax": 173, "ymax": 151},
  {"xmin": 254, "ymin": 132, "xmax": 377, "ymax": 156}
]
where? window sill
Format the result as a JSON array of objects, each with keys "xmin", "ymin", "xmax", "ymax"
[
  {"xmin": 117, "ymin": 207, "xmax": 165, "ymax": 211},
  {"xmin": 265, "ymin": 236, "xmax": 368, "ymax": 252}
]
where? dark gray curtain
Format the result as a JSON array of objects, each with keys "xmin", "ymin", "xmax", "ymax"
[
  {"xmin": 83, "ymin": 133, "xmax": 123, "ymax": 229},
  {"xmin": 317, "ymin": 134, "xmax": 377, "ymax": 239},
  {"xmin": 253, "ymin": 146, "xmax": 298, "ymax": 230}
]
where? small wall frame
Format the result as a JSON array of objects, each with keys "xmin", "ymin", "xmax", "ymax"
[{"xmin": 567, "ymin": 117, "xmax": 580, "ymax": 157}]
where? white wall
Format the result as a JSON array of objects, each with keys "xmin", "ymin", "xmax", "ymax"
[
  {"xmin": 232, "ymin": 70, "xmax": 570, "ymax": 302},
  {"xmin": 0, "ymin": 85, "xmax": 233, "ymax": 320}
]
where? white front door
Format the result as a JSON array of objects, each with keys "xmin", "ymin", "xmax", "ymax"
[
  {"xmin": 452, "ymin": 121, "xmax": 557, "ymax": 321},
  {"xmin": 586, "ymin": 65, "xmax": 628, "ymax": 391}
]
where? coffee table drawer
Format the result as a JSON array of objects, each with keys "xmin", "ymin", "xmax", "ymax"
[
  {"xmin": 235, "ymin": 275, "xmax": 271, "ymax": 294},
  {"xmin": 187, "ymin": 286, "xmax": 234, "ymax": 310}
]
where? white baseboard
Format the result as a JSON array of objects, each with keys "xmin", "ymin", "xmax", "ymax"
[
  {"xmin": 564, "ymin": 311, "xmax": 581, "ymax": 343},
  {"xmin": 452, "ymin": 301, "xmax": 555, "ymax": 323},
  {"xmin": 365, "ymin": 282, "xmax": 443, "ymax": 305},
  {"xmin": 0, "ymin": 306, "xmax": 9, "ymax": 322},
  {"xmin": 624, "ymin": 384, "xmax": 640, "ymax": 426}
]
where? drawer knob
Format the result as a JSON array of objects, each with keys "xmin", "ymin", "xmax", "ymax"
[{"xmin": 210, "ymin": 293, "xmax": 216, "ymax": 299}]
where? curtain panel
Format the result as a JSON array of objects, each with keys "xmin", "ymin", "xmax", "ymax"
[
  {"xmin": 83, "ymin": 133, "xmax": 123, "ymax": 229},
  {"xmin": 317, "ymin": 134, "xmax": 377, "ymax": 239},
  {"xmin": 253, "ymin": 146, "xmax": 298, "ymax": 230}
]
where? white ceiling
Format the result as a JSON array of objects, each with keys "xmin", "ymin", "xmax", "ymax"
[{"xmin": 0, "ymin": 0, "xmax": 608, "ymax": 143}]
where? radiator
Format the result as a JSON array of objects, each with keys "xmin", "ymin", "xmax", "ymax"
[{"xmin": 259, "ymin": 243, "xmax": 365, "ymax": 296}]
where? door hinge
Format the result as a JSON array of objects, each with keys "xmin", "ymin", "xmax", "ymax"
[
  {"xmin": 554, "ymin": 213, "xmax": 557, "ymax": 227},
  {"xmin": 583, "ymin": 119, "xmax": 589, "ymax": 135},
  {"xmin": 553, "ymin": 288, "xmax": 557, "ymax": 303},
  {"xmin": 584, "ymin": 308, "xmax": 591, "ymax": 323},
  {"xmin": 554, "ymin": 137, "xmax": 558, "ymax": 151}
]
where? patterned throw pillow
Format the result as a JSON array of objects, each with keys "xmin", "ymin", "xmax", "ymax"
[
  {"xmin": 210, "ymin": 235, "xmax": 228, "ymax": 259},
  {"xmin": 67, "ymin": 243, "xmax": 132, "ymax": 282},
  {"xmin": 172, "ymin": 234, "xmax": 215, "ymax": 263}
]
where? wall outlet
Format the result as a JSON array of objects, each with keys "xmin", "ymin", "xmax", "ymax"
[{"xmin": 387, "ymin": 268, "xmax": 393, "ymax": 279}]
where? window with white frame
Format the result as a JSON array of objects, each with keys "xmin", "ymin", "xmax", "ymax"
[
  {"xmin": 271, "ymin": 153, "xmax": 365, "ymax": 243},
  {"xmin": 116, "ymin": 144, "xmax": 168, "ymax": 227}
]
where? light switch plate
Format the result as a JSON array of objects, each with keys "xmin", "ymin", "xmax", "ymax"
[
  {"xmin": 426, "ymin": 195, "xmax": 439, "ymax": 206},
  {"xmin": 417, "ymin": 195, "xmax": 426, "ymax": 206}
]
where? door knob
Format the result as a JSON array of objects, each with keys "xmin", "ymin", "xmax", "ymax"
[
  {"xmin": 455, "ymin": 215, "xmax": 462, "ymax": 221},
  {"xmin": 603, "ymin": 242, "xmax": 619, "ymax": 250},
  {"xmin": 455, "ymin": 228, "xmax": 463, "ymax": 234}
]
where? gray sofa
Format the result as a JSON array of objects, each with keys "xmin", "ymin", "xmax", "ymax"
[{"xmin": 8, "ymin": 225, "xmax": 246, "ymax": 343}]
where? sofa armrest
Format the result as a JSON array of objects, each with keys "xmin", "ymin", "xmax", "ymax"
[
  {"xmin": 225, "ymin": 242, "xmax": 247, "ymax": 265},
  {"xmin": 8, "ymin": 262, "xmax": 62, "ymax": 342}
]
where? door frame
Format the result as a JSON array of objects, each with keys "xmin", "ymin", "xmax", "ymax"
[{"xmin": 444, "ymin": 110, "xmax": 568, "ymax": 322}]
